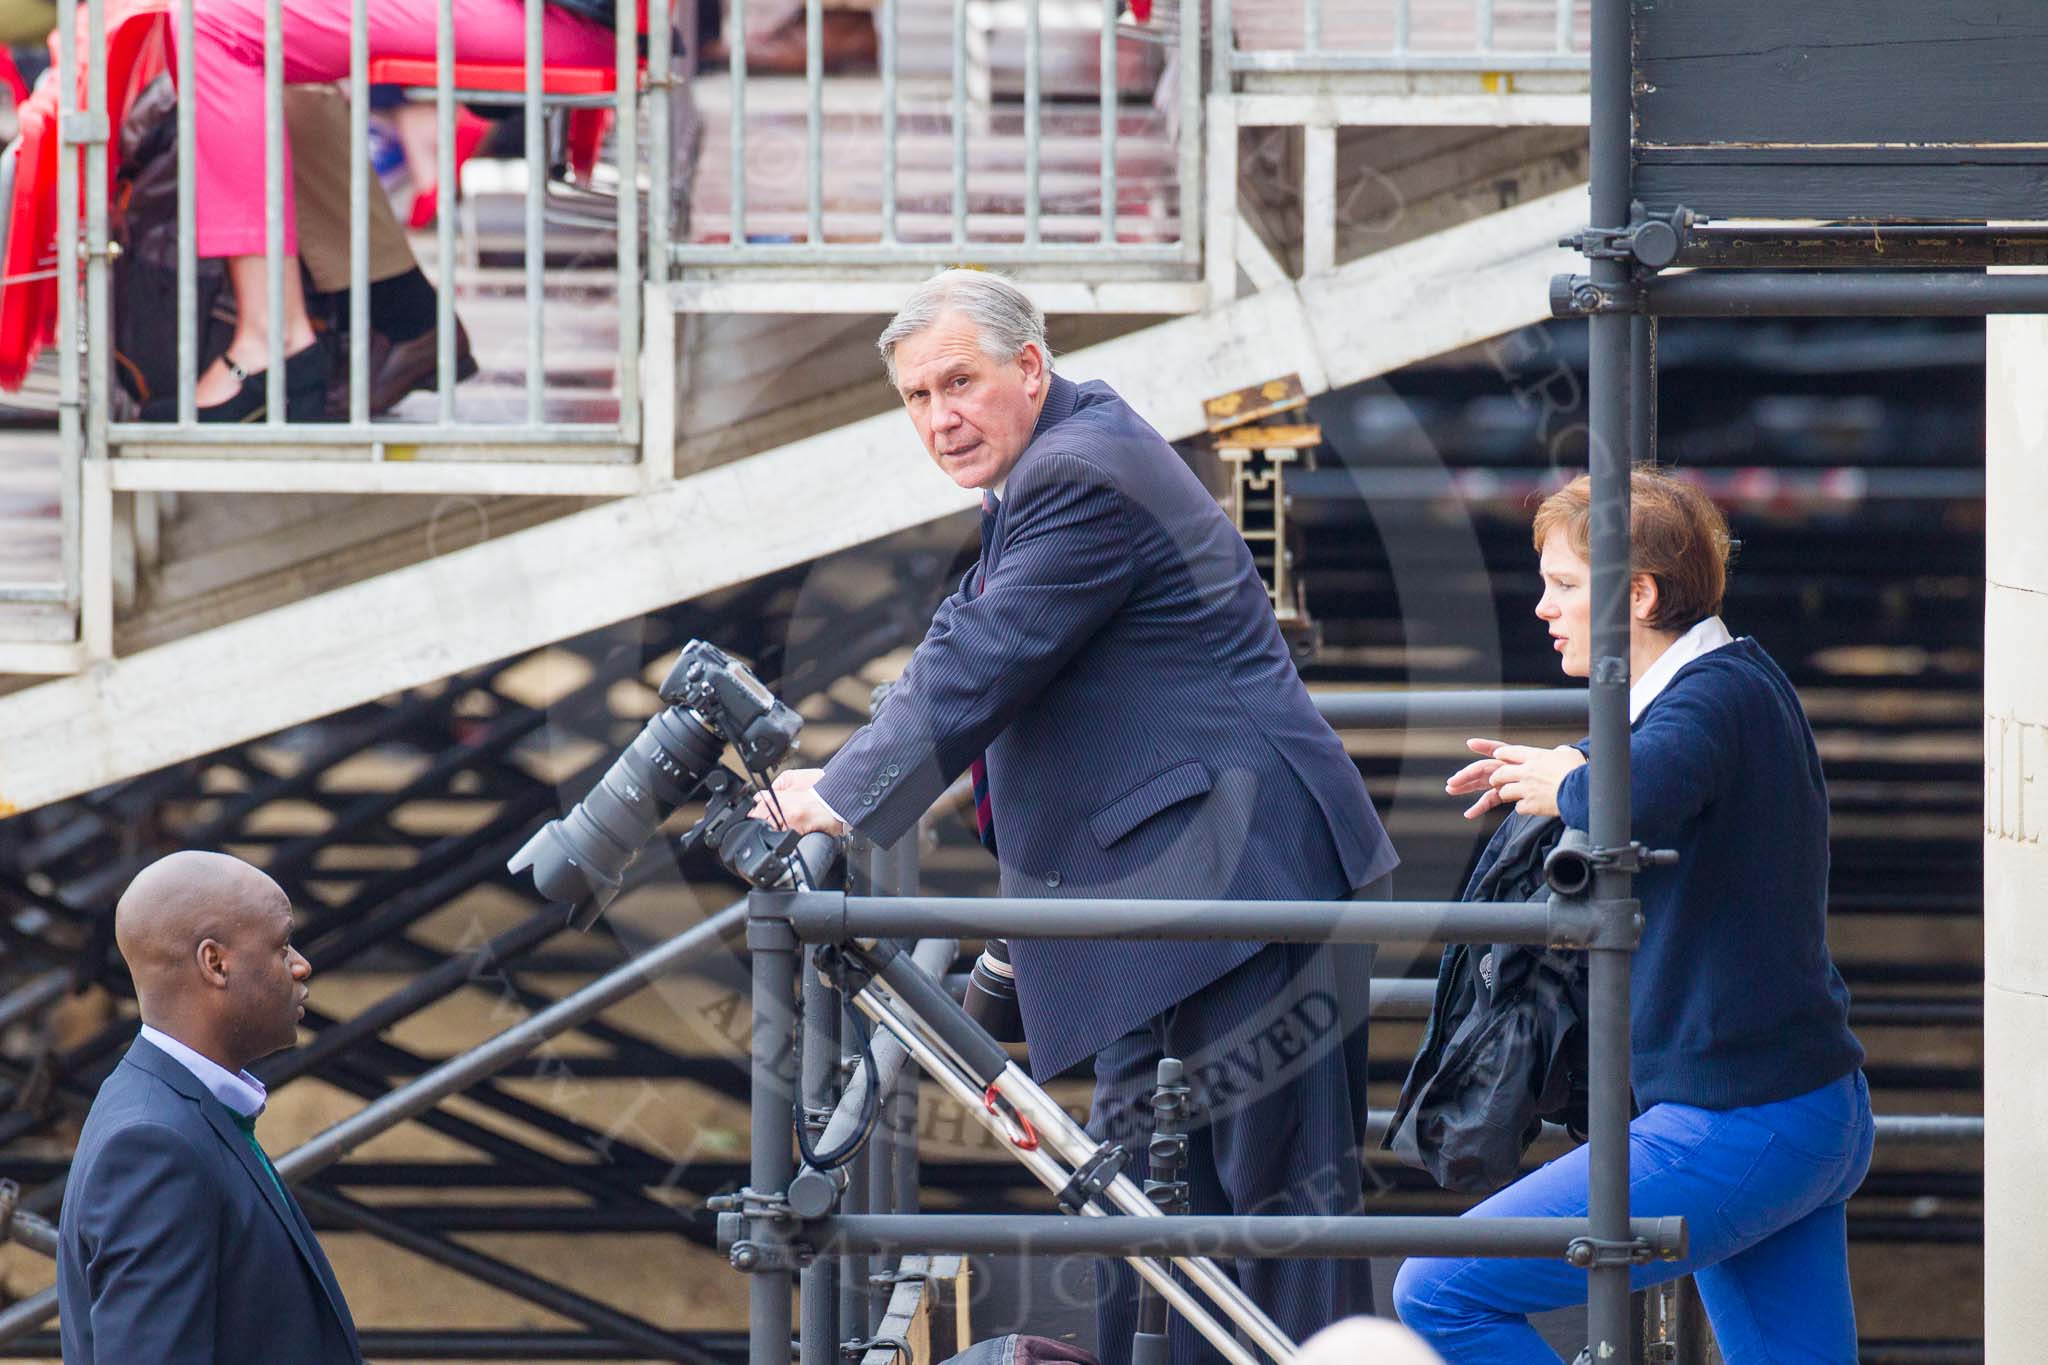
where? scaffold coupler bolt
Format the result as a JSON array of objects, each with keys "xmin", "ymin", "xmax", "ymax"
[
  {"xmin": 711, "ymin": 1186, "xmax": 805, "ymax": 1272},
  {"xmin": 1565, "ymin": 1235, "xmax": 1657, "ymax": 1269}
]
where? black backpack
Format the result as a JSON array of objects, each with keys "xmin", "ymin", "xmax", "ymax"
[
  {"xmin": 1382, "ymin": 813, "xmax": 1591, "ymax": 1194},
  {"xmin": 110, "ymin": 73, "xmax": 231, "ymax": 410}
]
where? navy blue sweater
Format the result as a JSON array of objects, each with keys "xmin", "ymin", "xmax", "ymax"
[{"xmin": 1555, "ymin": 637, "xmax": 1864, "ymax": 1110}]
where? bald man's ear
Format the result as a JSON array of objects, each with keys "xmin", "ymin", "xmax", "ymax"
[{"xmin": 195, "ymin": 938, "xmax": 231, "ymax": 989}]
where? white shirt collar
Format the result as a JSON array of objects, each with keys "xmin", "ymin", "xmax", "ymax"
[
  {"xmin": 1629, "ymin": 615, "xmax": 1734, "ymax": 723},
  {"xmin": 139, "ymin": 1023, "xmax": 268, "ymax": 1118}
]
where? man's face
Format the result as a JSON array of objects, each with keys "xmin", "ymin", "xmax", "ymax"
[
  {"xmin": 226, "ymin": 894, "xmax": 311, "ymax": 1061},
  {"xmin": 893, "ymin": 312, "xmax": 1047, "ymax": 491}
]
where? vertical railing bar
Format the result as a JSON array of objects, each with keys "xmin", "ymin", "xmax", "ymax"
[
  {"xmin": 1175, "ymin": 0, "xmax": 1198, "ymax": 263},
  {"xmin": 175, "ymin": 0, "xmax": 195, "ymax": 427},
  {"xmin": 84, "ymin": 0, "xmax": 107, "ymax": 461},
  {"xmin": 881, "ymin": 0, "xmax": 898, "ymax": 243},
  {"xmin": 649, "ymin": 0, "xmax": 673, "ymax": 283},
  {"xmin": 1303, "ymin": 0, "xmax": 1320, "ymax": 54},
  {"xmin": 806, "ymin": 0, "xmax": 824, "ymax": 243},
  {"xmin": 1477, "ymin": 0, "xmax": 1495, "ymax": 52},
  {"xmin": 525, "ymin": 0, "xmax": 545, "ymax": 426},
  {"xmin": 731, "ymin": 0, "xmax": 748, "ymax": 247},
  {"xmin": 1394, "ymin": 0, "xmax": 1410, "ymax": 54},
  {"xmin": 349, "ymin": 0, "xmax": 370, "ymax": 425},
  {"xmin": 1022, "ymin": 0, "xmax": 1039, "ymax": 246},
  {"xmin": 951, "ymin": 0, "xmax": 967, "ymax": 245},
  {"xmin": 264, "ymin": 0, "xmax": 286, "ymax": 425},
  {"xmin": 1098, "ymin": 0, "xmax": 1116, "ymax": 244},
  {"xmin": 614, "ymin": 0, "xmax": 640, "ymax": 442},
  {"xmin": 54, "ymin": 0, "xmax": 78, "ymax": 607},
  {"xmin": 1556, "ymin": 0, "xmax": 1573, "ymax": 53},
  {"xmin": 1211, "ymin": 0, "xmax": 1232, "ymax": 90},
  {"xmin": 436, "ymin": 0, "xmax": 457, "ymax": 423}
]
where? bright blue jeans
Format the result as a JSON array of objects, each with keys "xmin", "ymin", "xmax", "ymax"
[{"xmin": 1393, "ymin": 1070, "xmax": 1874, "ymax": 1364}]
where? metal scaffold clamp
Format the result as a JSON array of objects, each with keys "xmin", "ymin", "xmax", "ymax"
[
  {"xmin": 1565, "ymin": 1235, "xmax": 1662, "ymax": 1270},
  {"xmin": 710, "ymin": 1187, "xmax": 807, "ymax": 1273},
  {"xmin": 1562, "ymin": 205, "xmax": 1696, "ymax": 271},
  {"xmin": 1543, "ymin": 829, "xmax": 1680, "ymax": 899}
]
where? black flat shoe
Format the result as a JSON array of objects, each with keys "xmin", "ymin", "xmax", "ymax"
[{"xmin": 140, "ymin": 341, "xmax": 334, "ymax": 424}]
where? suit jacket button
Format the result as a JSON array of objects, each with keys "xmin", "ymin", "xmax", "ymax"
[
  {"xmin": 885, "ymin": 765, "xmax": 900, "ymax": 777},
  {"xmin": 1044, "ymin": 871, "xmax": 1062, "ymax": 888},
  {"xmin": 862, "ymin": 796, "xmax": 876, "ymax": 807}
]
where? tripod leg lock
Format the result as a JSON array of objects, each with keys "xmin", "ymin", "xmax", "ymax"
[{"xmin": 1056, "ymin": 1141, "xmax": 1133, "ymax": 1214}]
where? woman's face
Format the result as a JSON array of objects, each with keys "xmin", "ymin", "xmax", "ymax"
[{"xmin": 1534, "ymin": 532, "xmax": 1592, "ymax": 678}]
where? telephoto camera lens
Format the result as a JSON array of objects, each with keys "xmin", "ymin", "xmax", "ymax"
[
  {"xmin": 509, "ymin": 705, "xmax": 726, "ymax": 916},
  {"xmin": 962, "ymin": 937, "xmax": 1025, "ymax": 1043}
]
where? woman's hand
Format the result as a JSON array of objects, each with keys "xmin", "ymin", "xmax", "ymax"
[{"xmin": 1445, "ymin": 738, "xmax": 1587, "ymax": 819}]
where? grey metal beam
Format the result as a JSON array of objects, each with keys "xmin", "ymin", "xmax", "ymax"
[
  {"xmin": 779, "ymin": 893, "xmax": 1602, "ymax": 947},
  {"xmin": 812, "ymin": 1214, "xmax": 1689, "ymax": 1261},
  {"xmin": 1646, "ymin": 270, "xmax": 2048, "ymax": 317}
]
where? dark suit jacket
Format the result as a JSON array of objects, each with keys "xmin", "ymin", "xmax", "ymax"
[
  {"xmin": 817, "ymin": 374, "xmax": 1398, "ymax": 1078},
  {"xmin": 57, "ymin": 1036, "xmax": 362, "ymax": 1365}
]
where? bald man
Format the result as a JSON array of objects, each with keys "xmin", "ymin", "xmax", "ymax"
[{"xmin": 57, "ymin": 851, "xmax": 362, "ymax": 1365}]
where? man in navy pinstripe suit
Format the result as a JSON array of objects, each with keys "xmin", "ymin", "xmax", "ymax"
[{"xmin": 761, "ymin": 269, "xmax": 1399, "ymax": 1362}]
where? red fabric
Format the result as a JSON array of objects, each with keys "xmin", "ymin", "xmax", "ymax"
[
  {"xmin": 0, "ymin": 48, "xmax": 26, "ymax": 104},
  {"xmin": 0, "ymin": 90, "xmax": 58, "ymax": 390},
  {"xmin": 0, "ymin": 0, "xmax": 174, "ymax": 389}
]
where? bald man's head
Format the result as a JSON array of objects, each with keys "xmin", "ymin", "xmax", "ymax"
[{"xmin": 116, "ymin": 851, "xmax": 311, "ymax": 1070}]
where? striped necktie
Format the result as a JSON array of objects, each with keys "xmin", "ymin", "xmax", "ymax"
[{"xmin": 969, "ymin": 490, "xmax": 998, "ymax": 855}]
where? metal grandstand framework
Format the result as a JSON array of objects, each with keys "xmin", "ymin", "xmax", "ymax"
[{"xmin": 0, "ymin": 0, "xmax": 2022, "ymax": 1360}]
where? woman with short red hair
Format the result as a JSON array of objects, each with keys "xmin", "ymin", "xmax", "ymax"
[{"xmin": 1394, "ymin": 467, "xmax": 1874, "ymax": 1363}]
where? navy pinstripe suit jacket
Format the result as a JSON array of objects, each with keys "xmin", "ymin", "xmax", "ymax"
[{"xmin": 816, "ymin": 374, "xmax": 1397, "ymax": 1079}]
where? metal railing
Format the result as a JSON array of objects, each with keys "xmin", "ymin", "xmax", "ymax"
[
  {"xmin": 677, "ymin": 0, "xmax": 1203, "ymax": 270},
  {"xmin": 45, "ymin": 0, "xmax": 649, "ymax": 452},
  {"xmin": 729, "ymin": 681, "xmax": 1979, "ymax": 1365}
]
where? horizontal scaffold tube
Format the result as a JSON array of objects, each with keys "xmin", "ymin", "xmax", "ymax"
[
  {"xmin": 1644, "ymin": 270, "xmax": 2048, "ymax": 317},
  {"xmin": 1312, "ymin": 689, "xmax": 1587, "ymax": 729},
  {"xmin": 776, "ymin": 893, "xmax": 1600, "ymax": 947},
  {"xmin": 812, "ymin": 1214, "xmax": 1689, "ymax": 1261}
]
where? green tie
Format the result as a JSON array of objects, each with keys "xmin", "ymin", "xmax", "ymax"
[{"xmin": 229, "ymin": 1111, "xmax": 288, "ymax": 1203}]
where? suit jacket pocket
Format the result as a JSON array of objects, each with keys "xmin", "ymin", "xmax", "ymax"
[{"xmin": 1088, "ymin": 760, "xmax": 1213, "ymax": 849}]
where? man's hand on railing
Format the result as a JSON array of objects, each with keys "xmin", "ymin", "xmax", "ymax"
[{"xmin": 749, "ymin": 768, "xmax": 848, "ymax": 837}]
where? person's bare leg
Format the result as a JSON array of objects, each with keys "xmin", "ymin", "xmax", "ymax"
[
  {"xmin": 196, "ymin": 255, "xmax": 319, "ymax": 405},
  {"xmin": 394, "ymin": 101, "xmax": 439, "ymax": 208}
]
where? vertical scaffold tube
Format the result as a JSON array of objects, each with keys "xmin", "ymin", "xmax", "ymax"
[
  {"xmin": 798, "ymin": 953, "xmax": 840, "ymax": 1365},
  {"xmin": 749, "ymin": 909, "xmax": 798, "ymax": 1365},
  {"xmin": 1583, "ymin": 0, "xmax": 1635, "ymax": 1353}
]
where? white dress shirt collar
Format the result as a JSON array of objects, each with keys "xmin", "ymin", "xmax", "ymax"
[
  {"xmin": 1629, "ymin": 615, "xmax": 1735, "ymax": 723},
  {"xmin": 139, "ymin": 1023, "xmax": 268, "ymax": 1118}
]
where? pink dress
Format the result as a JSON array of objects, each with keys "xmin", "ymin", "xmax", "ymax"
[{"xmin": 179, "ymin": 0, "xmax": 616, "ymax": 258}]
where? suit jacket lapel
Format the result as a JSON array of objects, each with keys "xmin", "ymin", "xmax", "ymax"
[{"xmin": 124, "ymin": 1039, "xmax": 359, "ymax": 1351}]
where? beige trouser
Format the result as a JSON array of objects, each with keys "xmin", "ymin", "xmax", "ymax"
[{"xmin": 284, "ymin": 85, "xmax": 418, "ymax": 292}]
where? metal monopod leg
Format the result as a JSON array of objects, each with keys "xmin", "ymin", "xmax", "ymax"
[
  {"xmin": 1131, "ymin": 1058, "xmax": 1191, "ymax": 1365},
  {"xmin": 839, "ymin": 939, "xmax": 1298, "ymax": 1365}
]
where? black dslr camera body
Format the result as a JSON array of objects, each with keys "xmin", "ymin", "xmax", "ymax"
[{"xmin": 508, "ymin": 640, "xmax": 807, "ymax": 927}]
